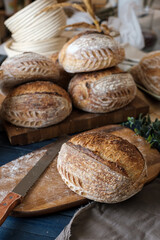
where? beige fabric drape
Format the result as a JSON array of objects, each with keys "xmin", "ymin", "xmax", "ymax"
[{"xmin": 57, "ymin": 178, "xmax": 160, "ymax": 240}]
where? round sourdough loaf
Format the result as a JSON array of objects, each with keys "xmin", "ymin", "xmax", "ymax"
[
  {"xmin": 58, "ymin": 31, "xmax": 125, "ymax": 73},
  {"xmin": 0, "ymin": 52, "xmax": 70, "ymax": 95},
  {"xmin": 57, "ymin": 131, "xmax": 147, "ymax": 203},
  {"xmin": 68, "ymin": 67, "xmax": 137, "ymax": 113},
  {"xmin": 130, "ymin": 51, "xmax": 160, "ymax": 96},
  {"xmin": 1, "ymin": 81, "xmax": 72, "ymax": 128}
]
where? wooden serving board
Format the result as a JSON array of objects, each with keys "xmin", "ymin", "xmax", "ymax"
[
  {"xmin": 3, "ymin": 96, "xmax": 149, "ymax": 145},
  {"xmin": 0, "ymin": 142, "xmax": 88, "ymax": 217},
  {"xmin": 0, "ymin": 125, "xmax": 159, "ymax": 217}
]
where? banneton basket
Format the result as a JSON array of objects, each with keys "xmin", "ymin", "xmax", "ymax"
[
  {"xmin": 4, "ymin": 39, "xmax": 67, "ymax": 57},
  {"xmin": 4, "ymin": 0, "xmax": 56, "ymax": 32},
  {"xmin": 12, "ymin": 13, "xmax": 66, "ymax": 41},
  {"xmin": 11, "ymin": 37, "xmax": 67, "ymax": 49},
  {"xmin": 4, "ymin": 0, "xmax": 67, "ymax": 56},
  {"xmin": 11, "ymin": 37, "xmax": 67, "ymax": 53}
]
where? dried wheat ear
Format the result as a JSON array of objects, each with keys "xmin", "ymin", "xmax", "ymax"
[
  {"xmin": 57, "ymin": 131, "xmax": 147, "ymax": 203},
  {"xmin": 68, "ymin": 67, "xmax": 137, "ymax": 113},
  {"xmin": 58, "ymin": 31, "xmax": 125, "ymax": 73},
  {"xmin": 130, "ymin": 51, "xmax": 160, "ymax": 96},
  {"xmin": 1, "ymin": 81, "xmax": 72, "ymax": 128},
  {"xmin": 0, "ymin": 52, "xmax": 66, "ymax": 95}
]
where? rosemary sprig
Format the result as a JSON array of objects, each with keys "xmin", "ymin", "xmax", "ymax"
[{"xmin": 122, "ymin": 114, "xmax": 160, "ymax": 152}]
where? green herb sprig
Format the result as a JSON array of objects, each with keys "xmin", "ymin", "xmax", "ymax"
[{"xmin": 122, "ymin": 114, "xmax": 160, "ymax": 152}]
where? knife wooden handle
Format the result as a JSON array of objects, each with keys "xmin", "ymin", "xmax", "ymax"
[{"xmin": 0, "ymin": 192, "xmax": 23, "ymax": 226}]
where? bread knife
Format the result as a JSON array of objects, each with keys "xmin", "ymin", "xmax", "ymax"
[{"xmin": 0, "ymin": 136, "xmax": 70, "ymax": 226}]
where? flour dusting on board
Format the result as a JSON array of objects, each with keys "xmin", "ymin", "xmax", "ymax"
[
  {"xmin": 0, "ymin": 149, "xmax": 46, "ymax": 201},
  {"xmin": 0, "ymin": 146, "xmax": 85, "ymax": 214}
]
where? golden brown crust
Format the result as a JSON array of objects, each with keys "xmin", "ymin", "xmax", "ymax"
[
  {"xmin": 130, "ymin": 51, "xmax": 160, "ymax": 96},
  {"xmin": 1, "ymin": 81, "xmax": 72, "ymax": 128},
  {"xmin": 0, "ymin": 52, "xmax": 71, "ymax": 95},
  {"xmin": 68, "ymin": 67, "xmax": 137, "ymax": 113},
  {"xmin": 69, "ymin": 66, "xmax": 124, "ymax": 86},
  {"xmin": 8, "ymin": 80, "xmax": 70, "ymax": 100},
  {"xmin": 87, "ymin": 125, "xmax": 160, "ymax": 183},
  {"xmin": 141, "ymin": 51, "xmax": 160, "ymax": 62},
  {"xmin": 57, "ymin": 131, "xmax": 146, "ymax": 203},
  {"xmin": 106, "ymin": 126, "xmax": 160, "ymax": 183},
  {"xmin": 67, "ymin": 141, "xmax": 128, "ymax": 177},
  {"xmin": 68, "ymin": 132, "xmax": 145, "ymax": 181},
  {"xmin": 58, "ymin": 31, "xmax": 125, "ymax": 73}
]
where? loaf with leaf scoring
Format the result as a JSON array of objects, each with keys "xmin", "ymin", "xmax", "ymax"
[
  {"xmin": 58, "ymin": 31, "xmax": 125, "ymax": 73},
  {"xmin": 57, "ymin": 130, "xmax": 147, "ymax": 203},
  {"xmin": 0, "ymin": 52, "xmax": 69, "ymax": 95},
  {"xmin": 130, "ymin": 51, "xmax": 160, "ymax": 96},
  {"xmin": 68, "ymin": 67, "xmax": 137, "ymax": 113},
  {"xmin": 1, "ymin": 81, "xmax": 72, "ymax": 128}
]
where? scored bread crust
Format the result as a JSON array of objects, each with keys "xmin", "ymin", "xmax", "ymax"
[
  {"xmin": 102, "ymin": 126, "xmax": 160, "ymax": 183},
  {"xmin": 0, "ymin": 52, "xmax": 67, "ymax": 95},
  {"xmin": 57, "ymin": 131, "xmax": 146, "ymax": 203},
  {"xmin": 1, "ymin": 81, "xmax": 72, "ymax": 128},
  {"xmin": 58, "ymin": 31, "xmax": 125, "ymax": 73},
  {"xmin": 130, "ymin": 51, "xmax": 160, "ymax": 96},
  {"xmin": 68, "ymin": 67, "xmax": 137, "ymax": 113}
]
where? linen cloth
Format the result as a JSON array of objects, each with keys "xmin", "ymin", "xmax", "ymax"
[{"xmin": 57, "ymin": 178, "xmax": 160, "ymax": 240}]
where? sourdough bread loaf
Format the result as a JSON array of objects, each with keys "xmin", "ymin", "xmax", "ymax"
[
  {"xmin": 102, "ymin": 125, "xmax": 160, "ymax": 183},
  {"xmin": 58, "ymin": 31, "xmax": 125, "ymax": 73},
  {"xmin": 1, "ymin": 81, "xmax": 72, "ymax": 128},
  {"xmin": 68, "ymin": 67, "xmax": 137, "ymax": 113},
  {"xmin": 0, "ymin": 52, "xmax": 70, "ymax": 95},
  {"xmin": 130, "ymin": 51, "xmax": 160, "ymax": 96},
  {"xmin": 57, "ymin": 130, "xmax": 147, "ymax": 203}
]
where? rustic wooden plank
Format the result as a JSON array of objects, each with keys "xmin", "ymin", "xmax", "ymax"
[{"xmin": 3, "ymin": 96, "xmax": 149, "ymax": 145}]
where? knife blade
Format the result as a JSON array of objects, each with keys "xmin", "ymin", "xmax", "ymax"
[{"xmin": 0, "ymin": 135, "xmax": 70, "ymax": 226}]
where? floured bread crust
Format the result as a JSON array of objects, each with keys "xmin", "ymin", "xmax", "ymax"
[
  {"xmin": 57, "ymin": 131, "xmax": 147, "ymax": 203},
  {"xmin": 1, "ymin": 81, "xmax": 72, "ymax": 128},
  {"xmin": 0, "ymin": 52, "xmax": 67, "ymax": 95},
  {"xmin": 58, "ymin": 31, "xmax": 125, "ymax": 73},
  {"xmin": 68, "ymin": 67, "xmax": 137, "ymax": 113},
  {"xmin": 130, "ymin": 51, "xmax": 160, "ymax": 96}
]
